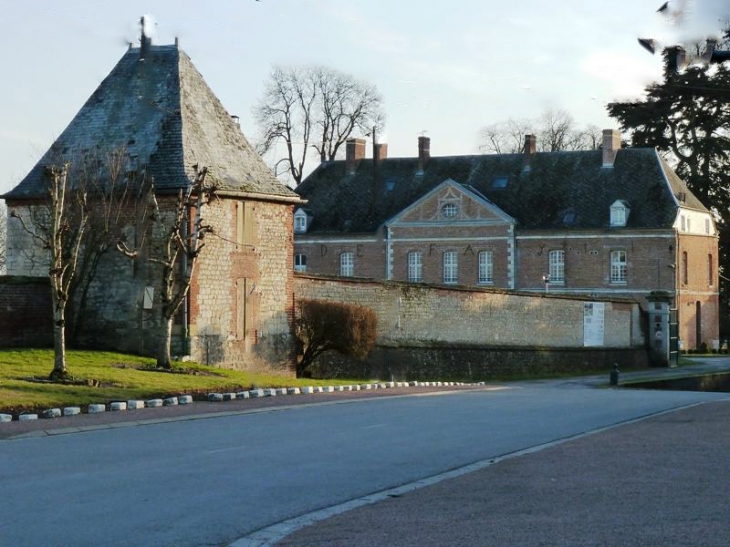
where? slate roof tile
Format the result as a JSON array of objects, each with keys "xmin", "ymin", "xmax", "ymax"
[
  {"xmin": 296, "ymin": 148, "xmax": 708, "ymax": 233},
  {"xmin": 3, "ymin": 44, "xmax": 298, "ymax": 201}
]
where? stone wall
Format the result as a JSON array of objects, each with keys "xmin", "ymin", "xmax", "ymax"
[
  {"xmin": 0, "ymin": 276, "xmax": 52, "ymax": 347},
  {"xmin": 294, "ymin": 275, "xmax": 648, "ymax": 380}
]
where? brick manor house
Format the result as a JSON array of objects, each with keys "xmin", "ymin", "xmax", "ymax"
[
  {"xmin": 294, "ymin": 131, "xmax": 719, "ymax": 350},
  {"xmin": 2, "ymin": 37, "xmax": 302, "ymax": 367}
]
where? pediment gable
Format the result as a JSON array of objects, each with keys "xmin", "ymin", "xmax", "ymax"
[{"xmin": 386, "ymin": 179, "xmax": 515, "ymax": 227}]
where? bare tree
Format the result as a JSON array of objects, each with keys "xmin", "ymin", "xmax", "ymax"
[
  {"xmin": 118, "ymin": 166, "xmax": 216, "ymax": 369},
  {"xmin": 478, "ymin": 108, "xmax": 602, "ymax": 153},
  {"xmin": 0, "ymin": 200, "xmax": 6, "ymax": 274},
  {"xmin": 254, "ymin": 65, "xmax": 385, "ymax": 185},
  {"xmin": 67, "ymin": 148, "xmax": 147, "ymax": 344},
  {"xmin": 10, "ymin": 164, "xmax": 89, "ymax": 380}
]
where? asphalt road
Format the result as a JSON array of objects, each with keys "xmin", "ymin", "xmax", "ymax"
[{"xmin": 1, "ymin": 384, "xmax": 727, "ymax": 547}]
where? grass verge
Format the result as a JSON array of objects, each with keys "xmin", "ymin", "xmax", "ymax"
[{"xmin": 0, "ymin": 349, "xmax": 356, "ymax": 415}]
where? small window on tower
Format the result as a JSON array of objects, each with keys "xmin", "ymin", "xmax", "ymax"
[{"xmin": 491, "ymin": 176, "xmax": 509, "ymax": 189}]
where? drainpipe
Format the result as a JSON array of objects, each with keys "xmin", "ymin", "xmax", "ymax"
[
  {"xmin": 181, "ymin": 208, "xmax": 190, "ymax": 356},
  {"xmin": 385, "ymin": 225, "xmax": 393, "ymax": 280}
]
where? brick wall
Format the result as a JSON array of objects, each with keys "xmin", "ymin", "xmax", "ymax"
[{"xmin": 0, "ymin": 276, "xmax": 52, "ymax": 347}]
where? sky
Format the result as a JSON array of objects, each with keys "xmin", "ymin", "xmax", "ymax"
[{"xmin": 0, "ymin": 0, "xmax": 727, "ymax": 195}]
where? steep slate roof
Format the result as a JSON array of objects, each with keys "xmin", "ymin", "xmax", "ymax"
[
  {"xmin": 4, "ymin": 44, "xmax": 298, "ymax": 201},
  {"xmin": 295, "ymin": 148, "xmax": 708, "ymax": 234}
]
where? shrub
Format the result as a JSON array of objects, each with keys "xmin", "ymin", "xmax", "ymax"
[{"xmin": 294, "ymin": 299, "xmax": 377, "ymax": 377}]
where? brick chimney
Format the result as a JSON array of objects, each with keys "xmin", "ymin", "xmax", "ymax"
[
  {"xmin": 602, "ymin": 129, "xmax": 622, "ymax": 168},
  {"xmin": 417, "ymin": 136, "xmax": 430, "ymax": 174},
  {"xmin": 374, "ymin": 143, "xmax": 388, "ymax": 162},
  {"xmin": 346, "ymin": 138, "xmax": 366, "ymax": 175},
  {"xmin": 523, "ymin": 134, "xmax": 537, "ymax": 172}
]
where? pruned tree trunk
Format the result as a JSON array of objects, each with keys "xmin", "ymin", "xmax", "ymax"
[
  {"xmin": 158, "ymin": 317, "xmax": 174, "ymax": 369},
  {"xmin": 51, "ymin": 304, "xmax": 68, "ymax": 380}
]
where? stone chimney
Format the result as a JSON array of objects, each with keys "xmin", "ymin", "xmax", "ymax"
[
  {"xmin": 417, "ymin": 136, "xmax": 430, "ymax": 174},
  {"xmin": 602, "ymin": 129, "xmax": 622, "ymax": 168},
  {"xmin": 346, "ymin": 138, "xmax": 366, "ymax": 175},
  {"xmin": 523, "ymin": 134, "xmax": 537, "ymax": 171},
  {"xmin": 139, "ymin": 15, "xmax": 153, "ymax": 60}
]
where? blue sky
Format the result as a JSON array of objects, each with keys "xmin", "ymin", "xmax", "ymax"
[{"xmin": 0, "ymin": 0, "xmax": 726, "ymax": 194}]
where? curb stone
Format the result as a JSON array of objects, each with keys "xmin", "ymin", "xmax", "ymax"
[
  {"xmin": 145, "ymin": 399, "xmax": 163, "ymax": 408},
  {"xmin": 19, "ymin": 414, "xmax": 39, "ymax": 421},
  {"xmin": 88, "ymin": 404, "xmax": 106, "ymax": 414},
  {"xmin": 127, "ymin": 400, "xmax": 145, "ymax": 410},
  {"xmin": 179, "ymin": 395, "xmax": 193, "ymax": 405},
  {"xmin": 164, "ymin": 397, "xmax": 178, "ymax": 406},
  {"xmin": 0, "ymin": 414, "xmax": 13, "ymax": 423},
  {"xmin": 249, "ymin": 389, "xmax": 265, "ymax": 398},
  {"xmin": 288, "ymin": 387, "xmax": 301, "ymax": 395},
  {"xmin": 42, "ymin": 408, "xmax": 62, "ymax": 419},
  {"xmin": 63, "ymin": 407, "xmax": 81, "ymax": 416},
  {"xmin": 237, "ymin": 391, "xmax": 251, "ymax": 399},
  {"xmin": 208, "ymin": 393, "xmax": 224, "ymax": 402},
  {"xmin": 110, "ymin": 402, "xmax": 127, "ymax": 411}
]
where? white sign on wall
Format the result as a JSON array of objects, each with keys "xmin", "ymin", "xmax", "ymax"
[{"xmin": 583, "ymin": 302, "xmax": 605, "ymax": 347}]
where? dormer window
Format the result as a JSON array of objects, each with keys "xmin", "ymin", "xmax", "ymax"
[
  {"xmin": 610, "ymin": 200, "xmax": 630, "ymax": 227},
  {"xmin": 294, "ymin": 209, "xmax": 308, "ymax": 233},
  {"xmin": 442, "ymin": 203, "xmax": 459, "ymax": 219}
]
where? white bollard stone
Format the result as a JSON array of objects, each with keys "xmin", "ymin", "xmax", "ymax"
[
  {"xmin": 109, "ymin": 402, "xmax": 127, "ymax": 411},
  {"xmin": 324, "ymin": 386, "xmax": 335, "ymax": 393},
  {"xmin": 163, "ymin": 397, "xmax": 178, "ymax": 406},
  {"xmin": 287, "ymin": 387, "xmax": 301, "ymax": 395},
  {"xmin": 19, "ymin": 414, "xmax": 38, "ymax": 422},
  {"xmin": 301, "ymin": 387, "xmax": 314, "ymax": 395},
  {"xmin": 208, "ymin": 393, "xmax": 224, "ymax": 402},
  {"xmin": 264, "ymin": 388, "xmax": 276, "ymax": 397},
  {"xmin": 275, "ymin": 388, "xmax": 287, "ymax": 396},
  {"xmin": 249, "ymin": 389, "xmax": 265, "ymax": 398},
  {"xmin": 409, "ymin": 381, "xmax": 418, "ymax": 387},
  {"xmin": 0, "ymin": 414, "xmax": 13, "ymax": 423},
  {"xmin": 88, "ymin": 404, "xmax": 106, "ymax": 414},
  {"xmin": 336, "ymin": 385, "xmax": 345, "ymax": 392},
  {"xmin": 127, "ymin": 400, "xmax": 144, "ymax": 410},
  {"xmin": 314, "ymin": 386, "xmax": 324, "ymax": 394},
  {"xmin": 363, "ymin": 384, "xmax": 372, "ymax": 390},
  {"xmin": 145, "ymin": 399, "xmax": 163, "ymax": 408},
  {"xmin": 222, "ymin": 393, "xmax": 236, "ymax": 401},
  {"xmin": 63, "ymin": 407, "xmax": 81, "ymax": 416},
  {"xmin": 344, "ymin": 385, "xmax": 353, "ymax": 391},
  {"xmin": 353, "ymin": 384, "xmax": 361, "ymax": 391},
  {"xmin": 237, "ymin": 391, "xmax": 251, "ymax": 400},
  {"xmin": 387, "ymin": 382, "xmax": 396, "ymax": 388},
  {"xmin": 42, "ymin": 408, "xmax": 62, "ymax": 419},
  {"xmin": 179, "ymin": 395, "xmax": 193, "ymax": 405}
]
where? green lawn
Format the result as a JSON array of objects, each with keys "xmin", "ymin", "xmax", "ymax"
[{"xmin": 0, "ymin": 349, "xmax": 353, "ymax": 414}]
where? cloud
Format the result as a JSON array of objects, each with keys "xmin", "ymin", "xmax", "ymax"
[{"xmin": 580, "ymin": 49, "xmax": 663, "ymax": 102}]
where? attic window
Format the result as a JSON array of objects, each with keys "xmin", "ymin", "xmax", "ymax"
[
  {"xmin": 294, "ymin": 210, "xmax": 308, "ymax": 233},
  {"xmin": 442, "ymin": 203, "xmax": 459, "ymax": 219},
  {"xmin": 491, "ymin": 176, "xmax": 509, "ymax": 189},
  {"xmin": 610, "ymin": 200, "xmax": 630, "ymax": 227},
  {"xmin": 562, "ymin": 211, "xmax": 577, "ymax": 225},
  {"xmin": 386, "ymin": 179, "xmax": 396, "ymax": 191}
]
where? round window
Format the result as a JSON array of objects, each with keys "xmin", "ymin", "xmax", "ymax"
[{"xmin": 442, "ymin": 203, "xmax": 459, "ymax": 218}]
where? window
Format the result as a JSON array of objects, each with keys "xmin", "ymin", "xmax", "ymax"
[
  {"xmin": 610, "ymin": 200, "xmax": 629, "ymax": 227},
  {"xmin": 681, "ymin": 215, "xmax": 686, "ymax": 232},
  {"xmin": 562, "ymin": 211, "xmax": 577, "ymax": 225},
  {"xmin": 687, "ymin": 217, "xmax": 692, "ymax": 232},
  {"xmin": 408, "ymin": 251, "xmax": 423, "ymax": 282},
  {"xmin": 549, "ymin": 250, "xmax": 565, "ymax": 283},
  {"xmin": 340, "ymin": 252, "xmax": 354, "ymax": 277},
  {"xmin": 478, "ymin": 251, "xmax": 493, "ymax": 284},
  {"xmin": 682, "ymin": 251, "xmax": 688, "ymax": 285},
  {"xmin": 294, "ymin": 254, "xmax": 307, "ymax": 273},
  {"xmin": 610, "ymin": 250, "xmax": 627, "ymax": 283},
  {"xmin": 443, "ymin": 251, "xmax": 458, "ymax": 284},
  {"xmin": 442, "ymin": 203, "xmax": 459, "ymax": 219},
  {"xmin": 491, "ymin": 176, "xmax": 508, "ymax": 189},
  {"xmin": 294, "ymin": 214, "xmax": 307, "ymax": 233},
  {"xmin": 708, "ymin": 254, "xmax": 714, "ymax": 287},
  {"xmin": 705, "ymin": 218, "xmax": 711, "ymax": 235}
]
